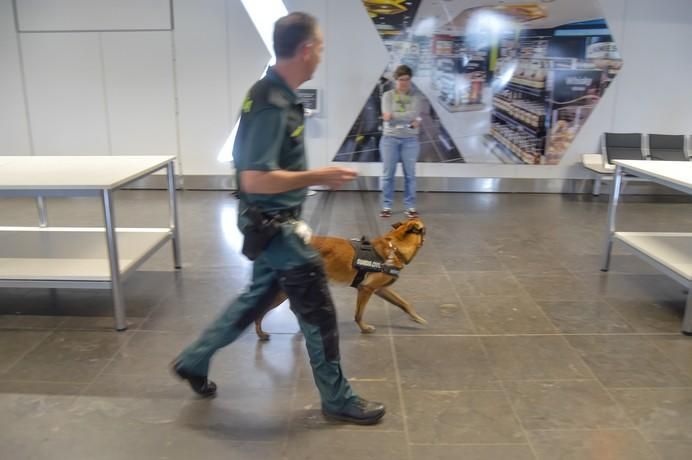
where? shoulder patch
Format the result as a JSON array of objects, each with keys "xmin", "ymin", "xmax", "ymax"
[
  {"xmin": 290, "ymin": 124, "xmax": 304, "ymax": 138},
  {"xmin": 242, "ymin": 93, "xmax": 253, "ymax": 113}
]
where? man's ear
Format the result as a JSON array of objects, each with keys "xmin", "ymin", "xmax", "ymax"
[{"xmin": 301, "ymin": 41, "xmax": 314, "ymax": 59}]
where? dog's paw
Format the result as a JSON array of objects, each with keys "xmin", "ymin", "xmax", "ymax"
[
  {"xmin": 257, "ymin": 332, "xmax": 271, "ymax": 341},
  {"xmin": 411, "ymin": 315, "xmax": 428, "ymax": 325},
  {"xmin": 359, "ymin": 324, "xmax": 377, "ymax": 334}
]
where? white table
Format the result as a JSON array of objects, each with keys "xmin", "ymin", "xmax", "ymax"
[
  {"xmin": 0, "ymin": 156, "xmax": 181, "ymax": 330},
  {"xmin": 602, "ymin": 160, "xmax": 692, "ymax": 335}
]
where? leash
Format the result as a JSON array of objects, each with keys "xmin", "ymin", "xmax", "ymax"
[
  {"xmin": 307, "ymin": 186, "xmax": 335, "ymax": 236},
  {"xmin": 307, "ymin": 174, "xmax": 379, "ymax": 239},
  {"xmin": 356, "ymin": 175, "xmax": 382, "ymax": 239},
  {"xmin": 306, "ymin": 172, "xmax": 383, "ymax": 241}
]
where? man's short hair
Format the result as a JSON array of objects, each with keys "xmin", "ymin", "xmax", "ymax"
[
  {"xmin": 273, "ymin": 12, "xmax": 318, "ymax": 59},
  {"xmin": 394, "ymin": 64, "xmax": 413, "ymax": 79}
]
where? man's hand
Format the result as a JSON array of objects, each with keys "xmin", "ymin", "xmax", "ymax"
[{"xmin": 316, "ymin": 166, "xmax": 357, "ymax": 189}]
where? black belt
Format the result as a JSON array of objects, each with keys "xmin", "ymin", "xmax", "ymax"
[{"xmin": 263, "ymin": 207, "xmax": 300, "ymax": 222}]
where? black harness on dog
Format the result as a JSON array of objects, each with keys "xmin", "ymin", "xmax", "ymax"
[{"xmin": 349, "ymin": 237, "xmax": 400, "ymax": 288}]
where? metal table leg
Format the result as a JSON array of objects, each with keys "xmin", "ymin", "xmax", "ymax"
[
  {"xmin": 102, "ymin": 189, "xmax": 127, "ymax": 331},
  {"xmin": 36, "ymin": 196, "xmax": 48, "ymax": 227},
  {"xmin": 592, "ymin": 176, "xmax": 602, "ymax": 196},
  {"xmin": 167, "ymin": 160, "xmax": 182, "ymax": 269},
  {"xmin": 683, "ymin": 287, "xmax": 692, "ymax": 336},
  {"xmin": 601, "ymin": 165, "xmax": 623, "ymax": 272}
]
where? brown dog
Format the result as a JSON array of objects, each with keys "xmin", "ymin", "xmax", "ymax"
[{"xmin": 254, "ymin": 218, "xmax": 428, "ymax": 340}]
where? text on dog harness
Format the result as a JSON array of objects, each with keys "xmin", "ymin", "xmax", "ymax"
[{"xmin": 350, "ymin": 237, "xmax": 400, "ymax": 288}]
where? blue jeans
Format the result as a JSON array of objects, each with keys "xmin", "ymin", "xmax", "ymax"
[{"xmin": 380, "ymin": 135, "xmax": 420, "ymax": 210}]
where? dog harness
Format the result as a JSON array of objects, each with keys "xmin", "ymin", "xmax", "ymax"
[{"xmin": 349, "ymin": 237, "xmax": 400, "ymax": 288}]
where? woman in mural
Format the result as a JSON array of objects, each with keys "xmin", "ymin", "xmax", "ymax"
[{"xmin": 379, "ymin": 64, "xmax": 422, "ymax": 219}]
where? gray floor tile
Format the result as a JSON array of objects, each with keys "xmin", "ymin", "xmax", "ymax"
[
  {"xmin": 504, "ymin": 380, "xmax": 631, "ymax": 430},
  {"xmin": 390, "ymin": 274, "xmax": 459, "ymax": 300},
  {"xmin": 176, "ymin": 388, "xmax": 291, "ymax": 442},
  {"xmin": 102, "ymin": 331, "xmax": 194, "ymax": 378},
  {"xmin": 0, "ymin": 314, "xmax": 63, "ymax": 330},
  {"xmin": 607, "ymin": 299, "xmax": 685, "ymax": 333},
  {"xmin": 514, "ymin": 273, "xmax": 598, "ymax": 301},
  {"xmin": 395, "ymin": 336, "xmax": 499, "ymax": 390},
  {"xmin": 577, "ymin": 274, "xmax": 687, "ymax": 303},
  {"xmin": 57, "ymin": 315, "xmax": 146, "ymax": 331},
  {"xmin": 410, "ymin": 445, "xmax": 535, "ymax": 460},
  {"xmin": 650, "ymin": 441, "xmax": 692, "ymax": 460},
  {"xmin": 482, "ymin": 336, "xmax": 592, "ymax": 381},
  {"xmin": 212, "ymin": 334, "xmax": 305, "ymax": 391},
  {"xmin": 448, "ymin": 270, "xmax": 525, "ymax": 297},
  {"xmin": 611, "ymin": 388, "xmax": 692, "ymax": 441},
  {"xmin": 440, "ymin": 254, "xmax": 504, "ymax": 272},
  {"xmin": 400, "ymin": 260, "xmax": 447, "ymax": 276},
  {"xmin": 649, "ymin": 335, "xmax": 692, "ymax": 376},
  {"xmin": 0, "ymin": 330, "xmax": 52, "ymax": 374},
  {"xmin": 561, "ymin": 253, "xmax": 660, "ymax": 275},
  {"xmin": 498, "ymin": 252, "xmax": 570, "ymax": 276},
  {"xmin": 329, "ymin": 335, "xmax": 397, "ymax": 381},
  {"xmin": 538, "ymin": 300, "xmax": 634, "ymax": 333},
  {"xmin": 285, "ymin": 430, "xmax": 408, "ymax": 460},
  {"xmin": 404, "ymin": 389, "xmax": 525, "ymax": 444},
  {"xmin": 464, "ymin": 296, "xmax": 557, "ymax": 334},
  {"xmin": 6, "ymin": 330, "xmax": 129, "ymax": 383},
  {"xmin": 528, "ymin": 430, "xmax": 658, "ymax": 460},
  {"xmin": 567, "ymin": 336, "xmax": 692, "ymax": 388},
  {"xmin": 0, "ymin": 381, "xmax": 86, "ymax": 459}
]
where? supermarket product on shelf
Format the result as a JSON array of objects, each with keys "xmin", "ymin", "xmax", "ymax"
[{"xmin": 511, "ymin": 60, "xmax": 547, "ymax": 89}]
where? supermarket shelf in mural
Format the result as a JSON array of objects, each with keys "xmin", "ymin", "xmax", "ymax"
[{"xmin": 334, "ymin": 0, "xmax": 622, "ymax": 165}]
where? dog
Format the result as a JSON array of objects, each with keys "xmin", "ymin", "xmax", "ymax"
[{"xmin": 254, "ymin": 218, "xmax": 428, "ymax": 340}]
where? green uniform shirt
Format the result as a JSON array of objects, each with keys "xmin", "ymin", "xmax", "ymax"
[{"xmin": 234, "ymin": 67, "xmax": 307, "ymax": 228}]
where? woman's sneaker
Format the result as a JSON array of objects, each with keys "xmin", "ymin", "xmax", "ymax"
[
  {"xmin": 379, "ymin": 208, "xmax": 392, "ymax": 218},
  {"xmin": 404, "ymin": 208, "xmax": 419, "ymax": 219}
]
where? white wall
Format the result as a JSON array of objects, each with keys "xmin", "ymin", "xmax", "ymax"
[
  {"xmin": 1, "ymin": 0, "xmax": 691, "ymax": 180},
  {"xmin": 0, "ymin": 0, "xmax": 32, "ymax": 155},
  {"xmin": 172, "ymin": 0, "xmax": 267, "ymax": 175},
  {"xmin": 16, "ymin": 0, "xmax": 172, "ymax": 31},
  {"xmin": 21, "ymin": 32, "xmax": 111, "ymax": 156}
]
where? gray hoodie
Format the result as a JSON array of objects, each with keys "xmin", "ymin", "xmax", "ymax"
[{"xmin": 381, "ymin": 89, "xmax": 421, "ymax": 138}]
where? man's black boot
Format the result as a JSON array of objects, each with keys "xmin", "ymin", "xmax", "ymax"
[
  {"xmin": 322, "ymin": 397, "xmax": 385, "ymax": 425},
  {"xmin": 171, "ymin": 361, "xmax": 217, "ymax": 398}
]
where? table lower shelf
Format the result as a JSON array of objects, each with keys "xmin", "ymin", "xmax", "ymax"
[
  {"xmin": 0, "ymin": 226, "xmax": 172, "ymax": 287},
  {"xmin": 614, "ymin": 232, "xmax": 692, "ymax": 284}
]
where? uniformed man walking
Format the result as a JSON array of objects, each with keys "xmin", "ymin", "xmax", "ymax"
[{"xmin": 172, "ymin": 12, "xmax": 386, "ymax": 425}]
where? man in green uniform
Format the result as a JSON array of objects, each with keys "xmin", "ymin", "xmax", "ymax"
[{"xmin": 172, "ymin": 12, "xmax": 385, "ymax": 426}]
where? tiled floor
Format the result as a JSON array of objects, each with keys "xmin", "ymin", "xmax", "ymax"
[{"xmin": 1, "ymin": 190, "xmax": 691, "ymax": 460}]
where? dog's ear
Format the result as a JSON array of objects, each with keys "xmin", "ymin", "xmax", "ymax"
[{"xmin": 391, "ymin": 222, "xmax": 403, "ymax": 229}]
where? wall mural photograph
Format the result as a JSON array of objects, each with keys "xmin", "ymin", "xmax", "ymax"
[{"xmin": 334, "ymin": 0, "xmax": 623, "ymax": 165}]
